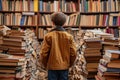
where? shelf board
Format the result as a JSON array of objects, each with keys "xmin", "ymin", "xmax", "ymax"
[
  {"xmin": 38, "ymin": 25, "xmax": 79, "ymax": 28},
  {"xmin": 2, "ymin": 25, "xmax": 37, "ymax": 28},
  {"xmin": 38, "ymin": 11, "xmax": 77, "ymax": 14},
  {"xmin": 64, "ymin": 25, "xmax": 79, "ymax": 28},
  {"xmin": 80, "ymin": 26, "xmax": 119, "ymax": 28},
  {"xmin": 38, "ymin": 38, "xmax": 43, "ymax": 41},
  {"xmin": 38, "ymin": 11, "xmax": 54, "ymax": 14},
  {"xmin": 37, "ymin": 25, "xmax": 119, "ymax": 28},
  {"xmin": 1, "ymin": 25, "xmax": 119, "ymax": 29},
  {"xmin": 0, "ymin": 11, "xmax": 38, "ymax": 13},
  {"xmin": 0, "ymin": 11, "xmax": 119, "ymax": 14},
  {"xmin": 38, "ymin": 25, "xmax": 52, "ymax": 28},
  {"xmin": 62, "ymin": 12, "xmax": 78, "ymax": 14},
  {"xmin": 80, "ymin": 11, "xmax": 119, "ymax": 14}
]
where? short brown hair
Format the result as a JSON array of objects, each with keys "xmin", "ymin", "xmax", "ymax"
[{"xmin": 51, "ymin": 12, "xmax": 66, "ymax": 26}]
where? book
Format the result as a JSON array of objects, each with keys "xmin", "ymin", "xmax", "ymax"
[
  {"xmin": 0, "ymin": 71, "xmax": 25, "ymax": 79},
  {"xmin": 98, "ymin": 63, "xmax": 120, "ymax": 72},
  {"xmin": 107, "ymin": 62, "xmax": 120, "ymax": 68},
  {"xmin": 20, "ymin": 15, "xmax": 26, "ymax": 26},
  {"xmin": 104, "ymin": 50, "xmax": 120, "ymax": 59},
  {"xmin": 34, "ymin": 0, "xmax": 38, "ymax": 11},
  {"xmin": 87, "ymin": 63, "xmax": 99, "ymax": 69},
  {"xmin": 0, "ymin": 55, "xmax": 25, "ymax": 62},
  {"xmin": 22, "ymin": 12, "xmax": 35, "ymax": 16},
  {"xmin": 0, "ymin": 0, "xmax": 2, "ymax": 10},
  {"xmin": 100, "ymin": 58, "xmax": 120, "ymax": 68},
  {"xmin": 0, "ymin": 61, "xmax": 24, "ymax": 66},
  {"xmin": 2, "ymin": 37, "xmax": 26, "ymax": 47},
  {"xmin": 39, "ymin": 0, "xmax": 43, "ymax": 11},
  {"xmin": 0, "ymin": 53, "xmax": 10, "ymax": 58},
  {"xmin": 0, "ymin": 66, "xmax": 22, "ymax": 73}
]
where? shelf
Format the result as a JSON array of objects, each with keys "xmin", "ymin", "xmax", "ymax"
[
  {"xmin": 64, "ymin": 25, "xmax": 79, "ymax": 28},
  {"xmin": 62, "ymin": 12, "xmax": 78, "ymax": 14},
  {"xmin": 0, "ymin": 11, "xmax": 38, "ymax": 13},
  {"xmin": 38, "ymin": 25, "xmax": 52, "ymax": 28},
  {"xmin": 80, "ymin": 26, "xmax": 119, "ymax": 28},
  {"xmin": 38, "ymin": 25, "xmax": 79, "ymax": 28},
  {"xmin": 37, "ymin": 25, "xmax": 120, "ymax": 28},
  {"xmin": 2, "ymin": 25, "xmax": 119, "ymax": 29},
  {"xmin": 80, "ymin": 11, "xmax": 119, "ymax": 14},
  {"xmin": 38, "ymin": 38, "xmax": 43, "ymax": 41},
  {"xmin": 0, "ymin": 11, "xmax": 119, "ymax": 14},
  {"xmin": 38, "ymin": 11, "xmax": 77, "ymax": 14},
  {"xmin": 1, "ymin": 25, "xmax": 37, "ymax": 28}
]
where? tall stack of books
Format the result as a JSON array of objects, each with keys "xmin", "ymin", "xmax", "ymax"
[
  {"xmin": 82, "ymin": 38, "xmax": 102, "ymax": 79},
  {"xmin": 24, "ymin": 29, "xmax": 38, "ymax": 80},
  {"xmin": 0, "ymin": 53, "xmax": 26, "ymax": 80},
  {"xmin": 24, "ymin": 29, "xmax": 47, "ymax": 80},
  {"xmin": 0, "ymin": 28, "xmax": 27, "ymax": 80},
  {"xmin": 96, "ymin": 50, "xmax": 120, "ymax": 80}
]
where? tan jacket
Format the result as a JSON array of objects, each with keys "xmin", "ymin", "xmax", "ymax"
[{"xmin": 40, "ymin": 27, "xmax": 77, "ymax": 70}]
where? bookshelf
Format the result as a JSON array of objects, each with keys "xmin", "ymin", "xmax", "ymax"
[
  {"xmin": 0, "ymin": 0, "xmax": 120, "ymax": 80},
  {"xmin": 0, "ymin": 0, "xmax": 120, "ymax": 39}
]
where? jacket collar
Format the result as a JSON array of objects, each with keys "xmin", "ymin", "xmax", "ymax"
[{"xmin": 50, "ymin": 26, "xmax": 65, "ymax": 32}]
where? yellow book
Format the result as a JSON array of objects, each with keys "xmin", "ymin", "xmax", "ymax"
[{"xmin": 34, "ymin": 0, "xmax": 38, "ymax": 11}]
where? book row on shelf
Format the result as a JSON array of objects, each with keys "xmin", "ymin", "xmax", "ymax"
[
  {"xmin": 0, "ymin": 12, "xmax": 120, "ymax": 39},
  {"xmin": 1, "ymin": 12, "xmax": 120, "ymax": 26},
  {"xmin": 38, "ymin": 27, "xmax": 120, "ymax": 40},
  {"xmin": 80, "ymin": 0, "xmax": 120, "ymax": 12},
  {"xmin": 0, "ymin": 0, "xmax": 120, "ymax": 12},
  {"xmin": 0, "ymin": 13, "xmax": 38, "ymax": 26}
]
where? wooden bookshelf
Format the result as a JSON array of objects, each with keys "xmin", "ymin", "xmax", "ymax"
[
  {"xmin": 80, "ymin": 26, "xmax": 119, "ymax": 29},
  {"xmin": 0, "ymin": 11, "xmax": 38, "ymax": 13},
  {"xmin": 3, "ymin": 25, "xmax": 37, "ymax": 28},
  {"xmin": 38, "ymin": 25, "xmax": 52, "ymax": 28},
  {"xmin": 0, "ymin": 0, "xmax": 120, "ymax": 39},
  {"xmin": 80, "ymin": 11, "xmax": 119, "ymax": 14}
]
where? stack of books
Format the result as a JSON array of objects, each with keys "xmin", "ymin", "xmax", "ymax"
[
  {"xmin": 0, "ymin": 53, "xmax": 26, "ymax": 80},
  {"xmin": 0, "ymin": 30, "xmax": 26, "ymax": 56},
  {"xmin": 102, "ymin": 38, "xmax": 120, "ymax": 55},
  {"xmin": 24, "ymin": 29, "xmax": 47, "ymax": 80},
  {"xmin": 82, "ymin": 38, "xmax": 102, "ymax": 79},
  {"xmin": 96, "ymin": 50, "xmax": 120, "ymax": 80}
]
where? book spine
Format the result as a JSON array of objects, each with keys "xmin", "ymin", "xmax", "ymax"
[
  {"xmin": 39, "ymin": 0, "xmax": 43, "ymax": 12},
  {"xmin": 34, "ymin": 0, "xmax": 38, "ymax": 11},
  {"xmin": 0, "ymin": 0, "xmax": 2, "ymax": 11}
]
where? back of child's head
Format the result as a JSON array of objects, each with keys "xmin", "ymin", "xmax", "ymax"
[{"xmin": 51, "ymin": 12, "xmax": 66, "ymax": 26}]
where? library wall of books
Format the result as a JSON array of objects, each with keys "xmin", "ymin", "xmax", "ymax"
[{"xmin": 0, "ymin": 0, "xmax": 120, "ymax": 80}]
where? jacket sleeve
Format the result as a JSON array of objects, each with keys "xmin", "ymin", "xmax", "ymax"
[
  {"xmin": 40, "ymin": 35, "xmax": 51, "ymax": 68},
  {"xmin": 70, "ymin": 36, "xmax": 77, "ymax": 67}
]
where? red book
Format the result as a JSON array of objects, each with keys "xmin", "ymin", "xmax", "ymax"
[{"xmin": 117, "ymin": 16, "xmax": 120, "ymax": 26}]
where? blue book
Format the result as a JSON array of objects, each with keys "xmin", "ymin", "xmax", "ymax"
[
  {"xmin": 113, "ymin": 16, "xmax": 117, "ymax": 26},
  {"xmin": 0, "ymin": 0, "xmax": 2, "ymax": 11},
  {"xmin": 20, "ymin": 15, "xmax": 26, "ymax": 26},
  {"xmin": 39, "ymin": 0, "xmax": 43, "ymax": 11},
  {"xmin": 107, "ymin": 67, "xmax": 120, "ymax": 72}
]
